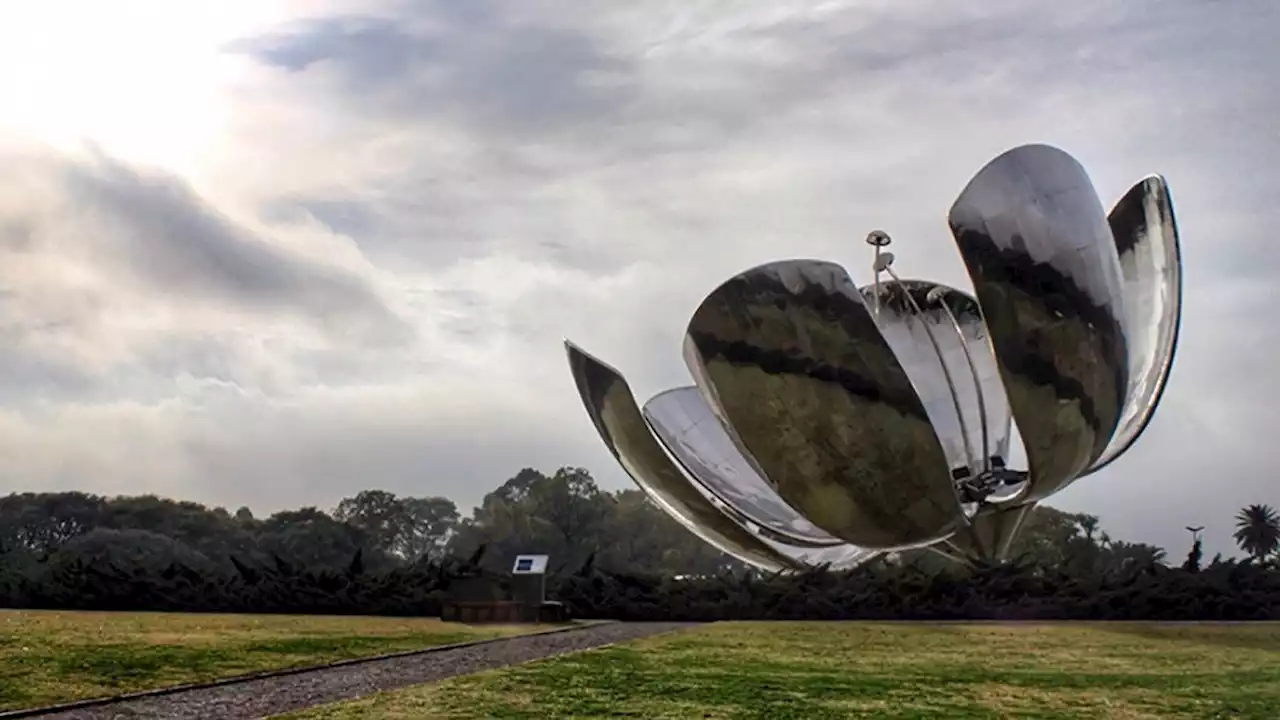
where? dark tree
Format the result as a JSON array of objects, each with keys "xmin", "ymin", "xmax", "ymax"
[
  {"xmin": 1234, "ymin": 504, "xmax": 1280, "ymax": 561},
  {"xmin": 1182, "ymin": 538, "xmax": 1203, "ymax": 573},
  {"xmin": 1, "ymin": 479, "xmax": 1278, "ymax": 622}
]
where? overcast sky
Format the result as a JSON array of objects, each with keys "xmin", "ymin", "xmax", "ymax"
[{"xmin": 0, "ymin": 0, "xmax": 1275, "ymax": 559}]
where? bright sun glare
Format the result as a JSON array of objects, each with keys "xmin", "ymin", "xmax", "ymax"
[{"xmin": 0, "ymin": 2, "xmax": 293, "ymax": 176}]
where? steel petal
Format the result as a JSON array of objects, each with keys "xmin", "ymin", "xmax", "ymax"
[
  {"xmin": 948, "ymin": 144, "xmax": 1129, "ymax": 502},
  {"xmin": 1080, "ymin": 175, "xmax": 1182, "ymax": 476},
  {"xmin": 566, "ymin": 340, "xmax": 812, "ymax": 572},
  {"xmin": 643, "ymin": 387, "xmax": 844, "ymax": 547},
  {"xmin": 682, "ymin": 259, "xmax": 966, "ymax": 549},
  {"xmin": 787, "ymin": 542, "xmax": 880, "ymax": 570}
]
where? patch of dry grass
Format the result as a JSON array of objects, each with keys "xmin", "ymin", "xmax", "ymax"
[
  {"xmin": 0, "ymin": 609, "xmax": 554, "ymax": 711},
  {"xmin": 282, "ymin": 622, "xmax": 1280, "ymax": 719}
]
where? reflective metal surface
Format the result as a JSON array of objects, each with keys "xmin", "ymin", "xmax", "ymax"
[
  {"xmin": 786, "ymin": 542, "xmax": 879, "ymax": 570},
  {"xmin": 643, "ymin": 387, "xmax": 843, "ymax": 547},
  {"xmin": 858, "ymin": 279, "xmax": 1014, "ymax": 492},
  {"xmin": 942, "ymin": 504, "xmax": 1032, "ymax": 563},
  {"xmin": 565, "ymin": 340, "xmax": 804, "ymax": 571},
  {"xmin": 566, "ymin": 143, "xmax": 1183, "ymax": 570},
  {"xmin": 948, "ymin": 144, "xmax": 1130, "ymax": 503},
  {"xmin": 1080, "ymin": 175, "xmax": 1182, "ymax": 477},
  {"xmin": 682, "ymin": 259, "xmax": 966, "ymax": 549}
]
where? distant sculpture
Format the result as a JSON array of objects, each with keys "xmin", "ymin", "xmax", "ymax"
[{"xmin": 566, "ymin": 144, "xmax": 1182, "ymax": 570}]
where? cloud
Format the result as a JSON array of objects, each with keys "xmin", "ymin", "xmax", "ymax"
[
  {"xmin": 238, "ymin": 2, "xmax": 633, "ymax": 134},
  {"xmin": 0, "ymin": 0, "xmax": 1276, "ymax": 560},
  {"xmin": 0, "ymin": 144, "xmax": 417, "ymax": 410},
  {"xmin": 60, "ymin": 153, "xmax": 404, "ymax": 328}
]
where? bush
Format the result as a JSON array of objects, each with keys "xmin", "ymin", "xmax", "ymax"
[{"xmin": 3, "ymin": 549, "xmax": 1277, "ymax": 621}]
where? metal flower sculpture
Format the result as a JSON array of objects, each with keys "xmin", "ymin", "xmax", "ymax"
[{"xmin": 565, "ymin": 144, "xmax": 1182, "ymax": 571}]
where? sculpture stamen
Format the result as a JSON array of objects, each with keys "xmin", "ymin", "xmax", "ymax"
[{"xmin": 879, "ymin": 261, "xmax": 979, "ymax": 479}]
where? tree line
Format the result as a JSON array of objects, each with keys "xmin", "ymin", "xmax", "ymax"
[{"xmin": 0, "ymin": 467, "xmax": 1277, "ymax": 619}]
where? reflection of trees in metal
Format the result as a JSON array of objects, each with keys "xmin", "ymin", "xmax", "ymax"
[
  {"xmin": 567, "ymin": 342, "xmax": 876, "ymax": 572},
  {"xmin": 566, "ymin": 144, "xmax": 1183, "ymax": 567}
]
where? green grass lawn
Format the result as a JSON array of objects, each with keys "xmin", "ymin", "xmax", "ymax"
[
  {"xmin": 0, "ymin": 610, "xmax": 556, "ymax": 711},
  {"xmin": 282, "ymin": 621, "xmax": 1280, "ymax": 719}
]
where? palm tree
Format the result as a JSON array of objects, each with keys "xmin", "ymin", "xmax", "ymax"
[{"xmin": 1233, "ymin": 504, "xmax": 1280, "ymax": 561}]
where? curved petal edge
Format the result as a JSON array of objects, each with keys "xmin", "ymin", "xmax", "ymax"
[
  {"xmin": 1080, "ymin": 175, "xmax": 1183, "ymax": 476},
  {"xmin": 567, "ymin": 340, "xmax": 830, "ymax": 572},
  {"xmin": 948, "ymin": 143, "xmax": 1130, "ymax": 502},
  {"xmin": 682, "ymin": 259, "xmax": 967, "ymax": 549},
  {"xmin": 643, "ymin": 386, "xmax": 844, "ymax": 547}
]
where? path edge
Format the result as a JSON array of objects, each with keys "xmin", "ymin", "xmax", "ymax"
[
  {"xmin": 271, "ymin": 621, "xmax": 701, "ymax": 719},
  {"xmin": 0, "ymin": 619, "xmax": 616, "ymax": 719}
]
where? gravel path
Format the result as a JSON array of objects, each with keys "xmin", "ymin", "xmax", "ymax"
[{"xmin": 33, "ymin": 622, "xmax": 696, "ymax": 720}]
